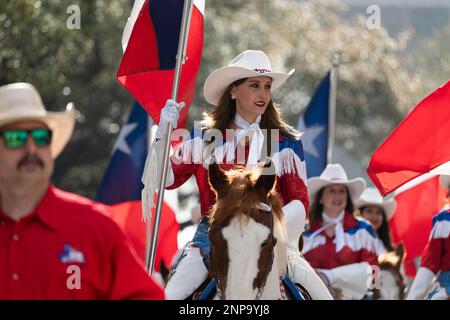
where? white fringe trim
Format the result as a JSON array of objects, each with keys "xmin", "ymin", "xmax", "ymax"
[
  {"xmin": 342, "ymin": 228, "xmax": 378, "ymax": 254},
  {"xmin": 431, "ymin": 220, "xmax": 450, "ymax": 239},
  {"xmin": 174, "ymin": 136, "xmax": 204, "ymax": 165},
  {"xmin": 302, "ymin": 234, "xmax": 327, "ymax": 254},
  {"xmin": 302, "ymin": 228, "xmax": 378, "ymax": 255},
  {"xmin": 141, "ymin": 145, "xmax": 157, "ymax": 222},
  {"xmin": 272, "ymin": 148, "xmax": 308, "ymax": 182}
]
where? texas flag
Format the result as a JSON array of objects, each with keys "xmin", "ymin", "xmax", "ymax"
[
  {"xmin": 296, "ymin": 72, "xmax": 331, "ymax": 178},
  {"xmin": 117, "ymin": 0, "xmax": 204, "ymax": 130},
  {"xmin": 389, "ymin": 175, "xmax": 447, "ymax": 277},
  {"xmin": 367, "ymin": 80, "xmax": 450, "ymax": 196},
  {"xmin": 96, "ymin": 102, "xmax": 179, "ymax": 273}
]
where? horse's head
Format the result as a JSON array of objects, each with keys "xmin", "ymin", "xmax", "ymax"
[
  {"xmin": 207, "ymin": 159, "xmax": 287, "ymax": 299},
  {"xmin": 378, "ymin": 244, "xmax": 405, "ymax": 300}
]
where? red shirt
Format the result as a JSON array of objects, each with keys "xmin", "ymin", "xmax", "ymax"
[
  {"xmin": 0, "ymin": 185, "xmax": 164, "ymax": 300},
  {"xmin": 302, "ymin": 212, "xmax": 379, "ymax": 269}
]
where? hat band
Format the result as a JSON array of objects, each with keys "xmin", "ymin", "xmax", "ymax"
[{"xmin": 252, "ymin": 68, "xmax": 272, "ymax": 73}]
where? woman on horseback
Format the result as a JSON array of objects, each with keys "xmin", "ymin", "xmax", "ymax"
[
  {"xmin": 301, "ymin": 164, "xmax": 379, "ymax": 299},
  {"xmin": 407, "ymin": 174, "xmax": 450, "ymax": 300},
  {"xmin": 143, "ymin": 50, "xmax": 332, "ymax": 300},
  {"xmin": 355, "ymin": 187, "xmax": 396, "ymax": 255}
]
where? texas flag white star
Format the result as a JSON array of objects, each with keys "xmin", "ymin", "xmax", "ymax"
[
  {"xmin": 297, "ymin": 117, "xmax": 325, "ymax": 158},
  {"xmin": 112, "ymin": 123, "xmax": 138, "ymax": 155}
]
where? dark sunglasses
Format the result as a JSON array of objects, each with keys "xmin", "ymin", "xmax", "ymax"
[{"xmin": 0, "ymin": 128, "xmax": 52, "ymax": 149}]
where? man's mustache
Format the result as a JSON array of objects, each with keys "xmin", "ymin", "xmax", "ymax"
[{"xmin": 18, "ymin": 153, "xmax": 44, "ymax": 169}]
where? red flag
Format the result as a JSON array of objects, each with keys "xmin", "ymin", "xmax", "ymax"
[
  {"xmin": 390, "ymin": 176, "xmax": 447, "ymax": 277},
  {"xmin": 117, "ymin": 0, "xmax": 204, "ymax": 130},
  {"xmin": 110, "ymin": 199, "xmax": 179, "ymax": 272},
  {"xmin": 367, "ymin": 81, "xmax": 450, "ymax": 196}
]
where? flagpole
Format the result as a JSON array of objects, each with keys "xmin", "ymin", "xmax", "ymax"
[
  {"xmin": 146, "ymin": 0, "xmax": 194, "ymax": 273},
  {"xmin": 327, "ymin": 54, "xmax": 339, "ymax": 164},
  {"xmin": 145, "ymin": 116, "xmax": 154, "ymax": 267}
]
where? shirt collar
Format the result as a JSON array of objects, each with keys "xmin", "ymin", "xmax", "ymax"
[
  {"xmin": 0, "ymin": 184, "xmax": 60, "ymax": 230},
  {"xmin": 309, "ymin": 211, "xmax": 359, "ymax": 233},
  {"xmin": 34, "ymin": 184, "xmax": 60, "ymax": 230}
]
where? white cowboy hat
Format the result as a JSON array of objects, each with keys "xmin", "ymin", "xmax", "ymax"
[
  {"xmin": 308, "ymin": 163, "xmax": 366, "ymax": 203},
  {"xmin": 354, "ymin": 187, "xmax": 397, "ymax": 220},
  {"xmin": 203, "ymin": 50, "xmax": 295, "ymax": 106},
  {"xmin": 440, "ymin": 175, "xmax": 450, "ymax": 190},
  {"xmin": 0, "ymin": 82, "xmax": 76, "ymax": 158}
]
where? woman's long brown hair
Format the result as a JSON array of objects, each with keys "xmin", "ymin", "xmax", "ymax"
[
  {"xmin": 359, "ymin": 206, "xmax": 394, "ymax": 251},
  {"xmin": 202, "ymin": 78, "xmax": 300, "ymax": 140}
]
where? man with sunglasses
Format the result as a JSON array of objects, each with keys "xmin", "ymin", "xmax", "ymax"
[{"xmin": 0, "ymin": 83, "xmax": 164, "ymax": 299}]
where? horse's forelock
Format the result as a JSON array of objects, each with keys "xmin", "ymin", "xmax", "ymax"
[{"xmin": 210, "ymin": 168, "xmax": 276, "ymax": 226}]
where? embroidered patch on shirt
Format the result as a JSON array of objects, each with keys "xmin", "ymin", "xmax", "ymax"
[{"xmin": 58, "ymin": 244, "xmax": 85, "ymax": 264}]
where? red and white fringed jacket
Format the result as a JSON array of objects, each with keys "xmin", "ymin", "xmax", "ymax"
[
  {"xmin": 302, "ymin": 212, "xmax": 379, "ymax": 269},
  {"xmin": 302, "ymin": 212, "xmax": 379, "ymax": 299},
  {"xmin": 420, "ymin": 207, "xmax": 450, "ymax": 274},
  {"xmin": 166, "ymin": 132, "xmax": 309, "ymax": 217}
]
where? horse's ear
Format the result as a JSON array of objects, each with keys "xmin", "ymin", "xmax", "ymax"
[
  {"xmin": 255, "ymin": 158, "xmax": 276, "ymax": 196},
  {"xmin": 208, "ymin": 161, "xmax": 228, "ymax": 193}
]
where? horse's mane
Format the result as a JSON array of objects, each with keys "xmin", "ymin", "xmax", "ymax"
[
  {"xmin": 208, "ymin": 166, "xmax": 284, "ymax": 227},
  {"xmin": 378, "ymin": 244, "xmax": 404, "ymax": 269},
  {"xmin": 378, "ymin": 251, "xmax": 402, "ymax": 268}
]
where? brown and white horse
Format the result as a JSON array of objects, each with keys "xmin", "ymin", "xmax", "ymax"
[
  {"xmin": 207, "ymin": 159, "xmax": 292, "ymax": 300},
  {"xmin": 377, "ymin": 245, "xmax": 406, "ymax": 300}
]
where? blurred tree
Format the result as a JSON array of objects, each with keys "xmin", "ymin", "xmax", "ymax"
[
  {"xmin": 0, "ymin": 0, "xmax": 132, "ymax": 198},
  {"xmin": 0, "ymin": 0, "xmax": 428, "ymax": 198},
  {"xmin": 413, "ymin": 25, "xmax": 450, "ymax": 96}
]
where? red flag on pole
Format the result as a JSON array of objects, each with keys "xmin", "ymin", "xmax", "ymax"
[
  {"xmin": 390, "ymin": 176, "xmax": 447, "ymax": 277},
  {"xmin": 117, "ymin": 0, "xmax": 204, "ymax": 129},
  {"xmin": 367, "ymin": 80, "xmax": 450, "ymax": 196}
]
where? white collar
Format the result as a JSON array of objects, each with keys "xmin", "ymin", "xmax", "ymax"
[
  {"xmin": 233, "ymin": 113, "xmax": 262, "ymax": 129},
  {"xmin": 322, "ymin": 211, "xmax": 345, "ymax": 224},
  {"xmin": 221, "ymin": 113, "xmax": 263, "ymax": 169}
]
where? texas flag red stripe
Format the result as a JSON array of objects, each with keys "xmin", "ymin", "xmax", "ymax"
[{"xmin": 117, "ymin": 0, "xmax": 204, "ymax": 129}]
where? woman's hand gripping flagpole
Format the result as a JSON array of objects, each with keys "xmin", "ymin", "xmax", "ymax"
[{"xmin": 142, "ymin": 0, "xmax": 195, "ymax": 274}]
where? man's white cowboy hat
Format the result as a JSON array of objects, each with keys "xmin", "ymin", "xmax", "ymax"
[
  {"xmin": 440, "ymin": 175, "xmax": 450, "ymax": 190},
  {"xmin": 308, "ymin": 163, "xmax": 366, "ymax": 203},
  {"xmin": 203, "ymin": 50, "xmax": 295, "ymax": 106},
  {"xmin": 0, "ymin": 82, "xmax": 76, "ymax": 158},
  {"xmin": 354, "ymin": 187, "xmax": 397, "ymax": 220}
]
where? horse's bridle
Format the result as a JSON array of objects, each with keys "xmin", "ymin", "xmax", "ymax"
[
  {"xmin": 211, "ymin": 201, "xmax": 278, "ymax": 300},
  {"xmin": 254, "ymin": 201, "xmax": 278, "ymax": 300}
]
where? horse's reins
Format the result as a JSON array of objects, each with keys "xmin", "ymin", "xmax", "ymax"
[
  {"xmin": 254, "ymin": 201, "xmax": 278, "ymax": 300},
  {"xmin": 212, "ymin": 201, "xmax": 278, "ymax": 300}
]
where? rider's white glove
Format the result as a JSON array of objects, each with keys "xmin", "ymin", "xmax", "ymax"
[{"xmin": 155, "ymin": 99, "xmax": 185, "ymax": 140}]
